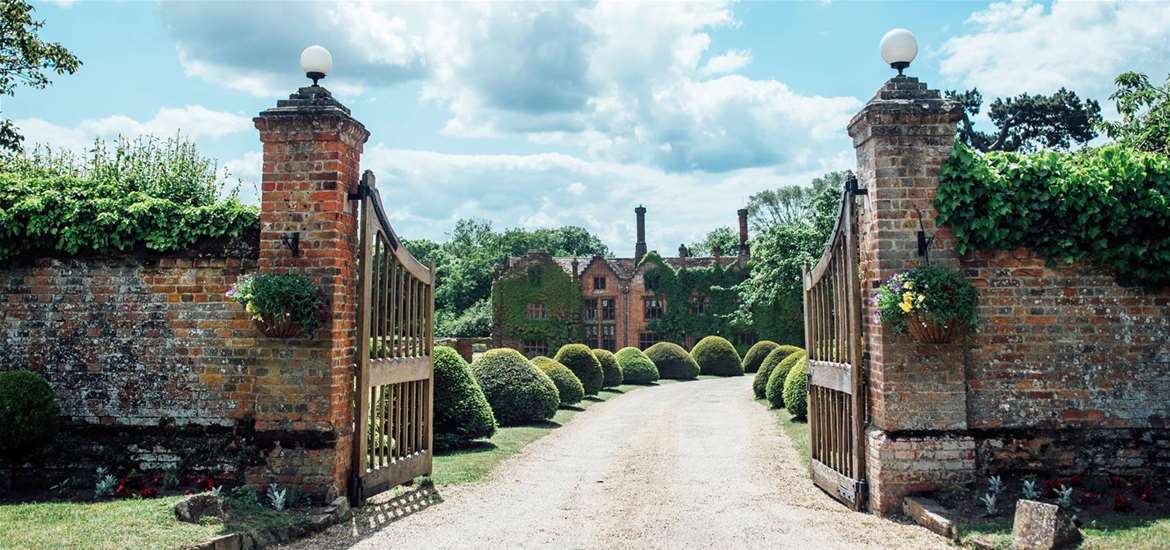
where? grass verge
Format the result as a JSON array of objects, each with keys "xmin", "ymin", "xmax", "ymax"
[
  {"xmin": 757, "ymin": 398, "xmax": 809, "ymax": 468},
  {"xmin": 432, "ymin": 380, "xmax": 679, "ymax": 486},
  {"xmin": 0, "ymin": 494, "xmax": 305, "ymax": 550},
  {"xmin": 957, "ymin": 513, "xmax": 1170, "ymax": 549}
]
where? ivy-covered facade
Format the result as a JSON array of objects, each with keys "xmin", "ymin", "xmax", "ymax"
[{"xmin": 492, "ymin": 207, "xmax": 759, "ymax": 357}]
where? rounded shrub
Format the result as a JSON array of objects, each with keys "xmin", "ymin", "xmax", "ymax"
[
  {"xmin": 753, "ymin": 345, "xmax": 803, "ymax": 399},
  {"xmin": 532, "ymin": 356, "xmax": 585, "ymax": 406},
  {"xmin": 0, "ymin": 370, "xmax": 59, "ymax": 465},
  {"xmin": 690, "ymin": 336, "xmax": 743, "ymax": 377},
  {"xmin": 592, "ymin": 349, "xmax": 623, "ymax": 388},
  {"xmin": 644, "ymin": 342, "xmax": 699, "ymax": 380},
  {"xmin": 432, "ymin": 346, "xmax": 496, "ymax": 449},
  {"xmin": 553, "ymin": 344, "xmax": 605, "ymax": 396},
  {"xmin": 470, "ymin": 348, "xmax": 560, "ymax": 426},
  {"xmin": 783, "ymin": 354, "xmax": 810, "ymax": 419},
  {"xmin": 614, "ymin": 347, "xmax": 659, "ymax": 384},
  {"xmin": 741, "ymin": 340, "xmax": 780, "ymax": 373},
  {"xmin": 766, "ymin": 350, "xmax": 806, "ymax": 408}
]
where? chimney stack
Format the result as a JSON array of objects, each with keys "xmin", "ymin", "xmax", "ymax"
[
  {"xmin": 678, "ymin": 244, "xmax": 688, "ymax": 258},
  {"xmin": 737, "ymin": 208, "xmax": 750, "ymax": 265},
  {"xmin": 713, "ymin": 242, "xmax": 722, "ymax": 260},
  {"xmin": 634, "ymin": 205, "xmax": 647, "ymax": 262}
]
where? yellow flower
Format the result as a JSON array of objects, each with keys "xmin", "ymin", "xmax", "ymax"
[
  {"xmin": 245, "ymin": 303, "xmax": 254, "ymax": 313},
  {"xmin": 899, "ymin": 302, "xmax": 912, "ymax": 313},
  {"xmin": 917, "ymin": 293, "xmax": 926, "ymax": 303},
  {"xmin": 902, "ymin": 292, "xmax": 914, "ymax": 303},
  {"xmin": 904, "ymin": 280, "xmax": 914, "ymax": 289}
]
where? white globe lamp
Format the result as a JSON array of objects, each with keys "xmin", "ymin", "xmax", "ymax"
[
  {"xmin": 879, "ymin": 29, "xmax": 917, "ymax": 76},
  {"xmin": 300, "ymin": 45, "xmax": 333, "ymax": 86}
]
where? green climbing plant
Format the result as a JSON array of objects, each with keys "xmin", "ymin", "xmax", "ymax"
[
  {"xmin": 490, "ymin": 257, "xmax": 583, "ymax": 348},
  {"xmin": 638, "ymin": 252, "xmax": 753, "ymax": 352}
]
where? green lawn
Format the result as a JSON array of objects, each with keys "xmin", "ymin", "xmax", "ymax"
[
  {"xmin": 432, "ymin": 380, "xmax": 678, "ymax": 486},
  {"xmin": 0, "ymin": 494, "xmax": 305, "ymax": 550},
  {"xmin": 757, "ymin": 397, "xmax": 809, "ymax": 467},
  {"xmin": 958, "ymin": 513, "xmax": 1170, "ymax": 549}
]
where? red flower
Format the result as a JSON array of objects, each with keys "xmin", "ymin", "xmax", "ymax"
[
  {"xmin": 1114, "ymin": 495, "xmax": 1134, "ymax": 512},
  {"xmin": 141, "ymin": 486, "xmax": 159, "ymax": 498}
]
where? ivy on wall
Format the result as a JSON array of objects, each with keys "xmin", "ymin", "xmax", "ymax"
[
  {"xmin": 639, "ymin": 252, "xmax": 754, "ymax": 351},
  {"xmin": 937, "ymin": 142, "xmax": 1170, "ymax": 287},
  {"xmin": 491, "ymin": 257, "xmax": 583, "ymax": 348}
]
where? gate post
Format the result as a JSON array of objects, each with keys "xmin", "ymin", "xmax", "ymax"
[
  {"xmin": 251, "ymin": 84, "xmax": 370, "ymax": 501},
  {"xmin": 847, "ymin": 76, "xmax": 974, "ymax": 515}
]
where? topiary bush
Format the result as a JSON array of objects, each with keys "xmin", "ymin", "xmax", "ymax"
[
  {"xmin": 432, "ymin": 346, "xmax": 496, "ymax": 449},
  {"xmin": 553, "ymin": 343, "xmax": 605, "ymax": 396},
  {"xmin": 644, "ymin": 342, "xmax": 699, "ymax": 380},
  {"xmin": 754, "ymin": 345, "xmax": 803, "ymax": 399},
  {"xmin": 766, "ymin": 350, "xmax": 806, "ymax": 408},
  {"xmin": 0, "ymin": 370, "xmax": 59, "ymax": 466},
  {"xmin": 782, "ymin": 354, "xmax": 810, "ymax": 419},
  {"xmin": 592, "ymin": 349, "xmax": 623, "ymax": 388},
  {"xmin": 690, "ymin": 335, "xmax": 743, "ymax": 377},
  {"xmin": 614, "ymin": 347, "xmax": 659, "ymax": 385},
  {"xmin": 741, "ymin": 340, "xmax": 780, "ymax": 373},
  {"xmin": 532, "ymin": 356, "xmax": 585, "ymax": 406},
  {"xmin": 470, "ymin": 348, "xmax": 560, "ymax": 426}
]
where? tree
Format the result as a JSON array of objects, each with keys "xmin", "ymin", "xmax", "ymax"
[
  {"xmin": 1100, "ymin": 71, "xmax": 1170, "ymax": 155},
  {"xmin": 745, "ymin": 171, "xmax": 844, "ymax": 234},
  {"xmin": 734, "ymin": 223, "xmax": 824, "ymax": 345},
  {"xmin": 686, "ymin": 226, "xmax": 738, "ymax": 257},
  {"xmin": 0, "ymin": 1, "xmax": 81, "ymax": 153},
  {"xmin": 946, "ymin": 88, "xmax": 1102, "ymax": 153}
]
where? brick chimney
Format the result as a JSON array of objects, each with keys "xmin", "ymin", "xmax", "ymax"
[
  {"xmin": 634, "ymin": 205, "xmax": 647, "ymax": 262},
  {"xmin": 678, "ymin": 244, "xmax": 688, "ymax": 258},
  {"xmin": 737, "ymin": 208, "xmax": 750, "ymax": 267}
]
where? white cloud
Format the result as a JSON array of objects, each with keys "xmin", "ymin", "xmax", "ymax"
[
  {"xmin": 939, "ymin": 0, "xmax": 1170, "ymax": 98},
  {"xmin": 165, "ymin": 1, "xmax": 858, "ymax": 174},
  {"xmin": 699, "ymin": 49, "xmax": 752, "ymax": 77},
  {"xmin": 224, "ymin": 150, "xmax": 263, "ymax": 204},
  {"xmin": 15, "ymin": 106, "xmax": 251, "ymax": 151},
  {"xmin": 361, "ymin": 145, "xmax": 845, "ymax": 255}
]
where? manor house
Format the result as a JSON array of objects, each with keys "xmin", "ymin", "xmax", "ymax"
[{"xmin": 491, "ymin": 206, "xmax": 753, "ymax": 356}]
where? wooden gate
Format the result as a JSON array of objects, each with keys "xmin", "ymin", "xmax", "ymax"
[
  {"xmin": 802, "ymin": 173, "xmax": 866, "ymax": 510},
  {"xmin": 351, "ymin": 170, "xmax": 435, "ymax": 504}
]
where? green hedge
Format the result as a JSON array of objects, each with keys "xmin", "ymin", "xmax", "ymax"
[
  {"xmin": 690, "ymin": 336, "xmax": 743, "ymax": 377},
  {"xmin": 0, "ymin": 138, "xmax": 258, "ymax": 261},
  {"xmin": 741, "ymin": 340, "xmax": 780, "ymax": 373},
  {"xmin": 470, "ymin": 348, "xmax": 559, "ymax": 426},
  {"xmin": 754, "ymin": 345, "xmax": 802, "ymax": 400},
  {"xmin": 614, "ymin": 347, "xmax": 659, "ymax": 385},
  {"xmin": 766, "ymin": 350, "xmax": 806, "ymax": 409},
  {"xmin": 644, "ymin": 342, "xmax": 699, "ymax": 380},
  {"xmin": 938, "ymin": 142, "xmax": 1170, "ymax": 287},
  {"xmin": 592, "ymin": 349, "xmax": 623, "ymax": 388},
  {"xmin": 532, "ymin": 356, "xmax": 585, "ymax": 406},
  {"xmin": 0, "ymin": 370, "xmax": 58, "ymax": 464},
  {"xmin": 782, "ymin": 355, "xmax": 810, "ymax": 419},
  {"xmin": 433, "ymin": 346, "xmax": 496, "ymax": 449},
  {"xmin": 553, "ymin": 344, "xmax": 604, "ymax": 396}
]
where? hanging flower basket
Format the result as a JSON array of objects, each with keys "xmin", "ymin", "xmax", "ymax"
[
  {"xmin": 228, "ymin": 273, "xmax": 327, "ymax": 339},
  {"xmin": 875, "ymin": 265, "xmax": 978, "ymax": 344},
  {"xmin": 253, "ymin": 315, "xmax": 303, "ymax": 338},
  {"xmin": 905, "ymin": 312, "xmax": 964, "ymax": 344}
]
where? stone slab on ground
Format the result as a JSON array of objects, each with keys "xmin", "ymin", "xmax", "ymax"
[
  {"xmin": 903, "ymin": 496, "xmax": 957, "ymax": 539},
  {"xmin": 1011, "ymin": 499, "xmax": 1082, "ymax": 550},
  {"xmin": 175, "ymin": 494, "xmax": 225, "ymax": 524}
]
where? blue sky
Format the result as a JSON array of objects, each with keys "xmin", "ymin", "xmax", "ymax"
[{"xmin": 12, "ymin": 1, "xmax": 1170, "ymax": 256}]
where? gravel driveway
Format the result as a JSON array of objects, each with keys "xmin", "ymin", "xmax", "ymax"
[{"xmin": 283, "ymin": 376, "xmax": 947, "ymax": 550}]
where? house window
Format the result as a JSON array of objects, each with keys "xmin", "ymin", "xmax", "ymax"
[
  {"xmin": 583, "ymin": 298, "xmax": 598, "ymax": 321},
  {"xmin": 527, "ymin": 266, "xmax": 542, "ymax": 287},
  {"xmin": 601, "ymin": 325, "xmax": 617, "ymax": 352},
  {"xmin": 688, "ymin": 293, "xmax": 709, "ymax": 315},
  {"xmin": 644, "ymin": 298, "xmax": 663, "ymax": 320},
  {"xmin": 601, "ymin": 298, "xmax": 616, "ymax": 321},
  {"xmin": 639, "ymin": 332, "xmax": 658, "ymax": 349},
  {"xmin": 593, "ymin": 276, "xmax": 607, "ymax": 291},
  {"xmin": 585, "ymin": 325, "xmax": 599, "ymax": 347},
  {"xmin": 735, "ymin": 332, "xmax": 755, "ymax": 347},
  {"xmin": 527, "ymin": 302, "xmax": 547, "ymax": 320},
  {"xmin": 522, "ymin": 339, "xmax": 548, "ymax": 357}
]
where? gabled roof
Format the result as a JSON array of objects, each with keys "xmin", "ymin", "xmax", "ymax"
[{"xmin": 505, "ymin": 251, "xmax": 740, "ymax": 281}]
